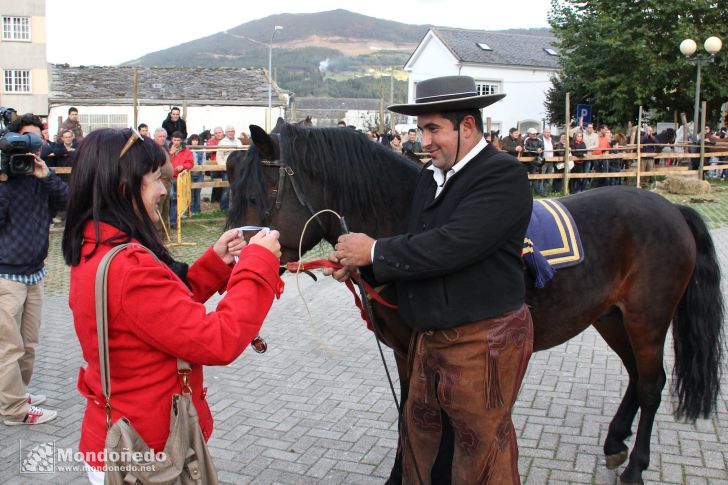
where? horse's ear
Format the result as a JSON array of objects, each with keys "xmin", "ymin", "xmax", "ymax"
[{"xmin": 249, "ymin": 124, "xmax": 277, "ymax": 160}]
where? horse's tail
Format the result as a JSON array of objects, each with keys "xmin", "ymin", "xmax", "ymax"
[{"xmin": 672, "ymin": 205, "xmax": 724, "ymax": 421}]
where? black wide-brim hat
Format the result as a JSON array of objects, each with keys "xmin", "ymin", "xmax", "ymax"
[{"xmin": 388, "ymin": 75, "xmax": 506, "ymax": 116}]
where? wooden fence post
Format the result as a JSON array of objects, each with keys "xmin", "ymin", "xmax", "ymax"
[
  {"xmin": 636, "ymin": 106, "xmax": 643, "ymax": 188},
  {"xmin": 563, "ymin": 92, "xmax": 571, "ymax": 195}
]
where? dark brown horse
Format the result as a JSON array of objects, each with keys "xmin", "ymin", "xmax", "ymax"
[{"xmin": 227, "ymin": 123, "xmax": 724, "ymax": 485}]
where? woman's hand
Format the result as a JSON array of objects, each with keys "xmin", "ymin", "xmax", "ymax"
[
  {"xmin": 213, "ymin": 228, "xmax": 247, "ymax": 264},
  {"xmin": 249, "ymin": 229, "xmax": 282, "ymax": 259}
]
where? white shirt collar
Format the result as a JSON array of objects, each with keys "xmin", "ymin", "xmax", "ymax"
[{"xmin": 427, "ymin": 137, "xmax": 488, "ymax": 198}]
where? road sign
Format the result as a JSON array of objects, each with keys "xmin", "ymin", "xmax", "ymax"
[{"xmin": 576, "ymin": 104, "xmax": 591, "ymax": 125}]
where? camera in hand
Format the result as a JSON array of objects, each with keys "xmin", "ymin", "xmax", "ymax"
[{"xmin": 0, "ymin": 132, "xmax": 42, "ymax": 176}]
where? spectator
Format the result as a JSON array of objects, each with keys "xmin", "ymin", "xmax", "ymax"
[
  {"xmin": 582, "ymin": 123, "xmax": 598, "ymax": 190},
  {"xmin": 640, "ymin": 126, "xmax": 658, "ymax": 187},
  {"xmin": 390, "ymin": 133, "xmax": 403, "ymax": 154},
  {"xmin": 608, "ymin": 134, "xmax": 627, "ymax": 186},
  {"xmin": 523, "ymin": 128, "xmax": 545, "ymax": 195},
  {"xmin": 541, "ymin": 127, "xmax": 556, "ymax": 194},
  {"xmin": 61, "ymin": 128, "xmax": 282, "ymax": 482},
  {"xmin": 570, "ymin": 131, "xmax": 588, "ymax": 193},
  {"xmin": 337, "ymin": 120, "xmax": 347, "ymax": 128},
  {"xmin": 41, "ymin": 129, "xmax": 77, "ymax": 183},
  {"xmin": 216, "ymin": 126, "xmax": 243, "ymax": 212},
  {"xmin": 161, "ymin": 107, "xmax": 187, "ymax": 142},
  {"xmin": 168, "ymin": 131, "xmax": 194, "ymax": 229},
  {"xmin": 207, "ymin": 127, "xmax": 224, "ymax": 207},
  {"xmin": 552, "ymin": 133, "xmax": 568, "ymax": 193},
  {"xmin": 593, "ymin": 124, "xmax": 611, "ymax": 188},
  {"xmin": 0, "ymin": 113, "xmax": 67, "ymax": 426},
  {"xmin": 501, "ymin": 127, "xmax": 523, "ymax": 157},
  {"xmin": 41, "ymin": 123, "xmax": 51, "ymax": 147},
  {"xmin": 137, "ymin": 123, "xmax": 149, "ymax": 137},
  {"xmin": 401, "ymin": 128, "xmax": 422, "ymax": 154},
  {"xmin": 656, "ymin": 128, "xmax": 676, "ymax": 166},
  {"xmin": 187, "ymin": 134, "xmax": 204, "ymax": 215},
  {"xmin": 59, "ymin": 107, "xmax": 84, "ymax": 142},
  {"xmin": 153, "ymin": 128, "xmax": 173, "ymax": 234},
  {"xmin": 238, "ymin": 131, "xmax": 251, "ymax": 146}
]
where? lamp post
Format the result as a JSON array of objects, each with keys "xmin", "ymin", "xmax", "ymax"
[
  {"xmin": 268, "ymin": 25, "xmax": 283, "ymax": 131},
  {"xmin": 679, "ymin": 36, "xmax": 722, "ymax": 141}
]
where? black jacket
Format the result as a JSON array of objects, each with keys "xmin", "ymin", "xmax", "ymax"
[
  {"xmin": 0, "ymin": 172, "xmax": 67, "ymax": 275},
  {"xmin": 372, "ymin": 143, "xmax": 532, "ymax": 330},
  {"xmin": 162, "ymin": 117, "xmax": 188, "ymax": 141}
]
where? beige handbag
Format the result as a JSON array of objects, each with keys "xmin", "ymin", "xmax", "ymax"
[{"xmin": 95, "ymin": 243, "xmax": 218, "ymax": 485}]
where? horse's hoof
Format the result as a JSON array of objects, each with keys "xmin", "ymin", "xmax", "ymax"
[{"xmin": 605, "ymin": 450, "xmax": 628, "ymax": 469}]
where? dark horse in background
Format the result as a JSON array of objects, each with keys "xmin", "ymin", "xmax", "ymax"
[{"xmin": 227, "ymin": 123, "xmax": 724, "ymax": 485}]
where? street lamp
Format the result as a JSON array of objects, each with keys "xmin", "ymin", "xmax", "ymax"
[
  {"xmin": 680, "ymin": 36, "xmax": 722, "ymax": 141},
  {"xmin": 268, "ymin": 25, "xmax": 283, "ymax": 131}
]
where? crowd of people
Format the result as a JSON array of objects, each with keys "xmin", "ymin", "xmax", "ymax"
[
  {"xmin": 490, "ymin": 121, "xmax": 727, "ymax": 194},
  {"xmin": 38, "ymin": 107, "xmax": 257, "ymax": 233}
]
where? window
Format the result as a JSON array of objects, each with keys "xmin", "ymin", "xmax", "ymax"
[
  {"xmin": 2, "ymin": 16, "xmax": 30, "ymax": 41},
  {"xmin": 476, "ymin": 42, "xmax": 492, "ymax": 51},
  {"xmin": 476, "ymin": 81, "xmax": 501, "ymax": 96},
  {"xmin": 544, "ymin": 48, "xmax": 558, "ymax": 56},
  {"xmin": 79, "ymin": 114, "xmax": 129, "ymax": 133},
  {"xmin": 3, "ymin": 70, "xmax": 31, "ymax": 93}
]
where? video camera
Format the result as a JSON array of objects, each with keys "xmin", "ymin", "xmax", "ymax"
[{"xmin": 0, "ymin": 132, "xmax": 42, "ymax": 176}]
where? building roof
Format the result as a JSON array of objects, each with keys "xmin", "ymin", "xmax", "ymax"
[
  {"xmin": 294, "ymin": 97, "xmax": 380, "ymax": 111},
  {"xmin": 48, "ymin": 64, "xmax": 287, "ymax": 107},
  {"xmin": 412, "ymin": 28, "xmax": 559, "ymax": 70}
]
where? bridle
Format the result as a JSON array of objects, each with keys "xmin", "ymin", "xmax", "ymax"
[{"xmin": 259, "ymin": 159, "xmax": 327, "ymax": 233}]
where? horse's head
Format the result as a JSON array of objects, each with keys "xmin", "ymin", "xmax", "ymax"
[
  {"xmin": 226, "ymin": 121, "xmax": 421, "ymax": 264},
  {"xmin": 226, "ymin": 124, "xmax": 332, "ymax": 264}
]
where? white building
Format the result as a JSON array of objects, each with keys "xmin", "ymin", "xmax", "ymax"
[
  {"xmin": 48, "ymin": 65, "xmax": 288, "ymax": 138},
  {"xmin": 403, "ymin": 28, "xmax": 559, "ymax": 134},
  {"xmin": 0, "ymin": 0, "xmax": 48, "ymax": 116}
]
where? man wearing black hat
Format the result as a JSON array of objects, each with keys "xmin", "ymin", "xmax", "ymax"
[{"xmin": 329, "ymin": 76, "xmax": 533, "ymax": 483}]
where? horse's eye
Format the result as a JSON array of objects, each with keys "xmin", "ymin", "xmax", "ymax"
[{"xmin": 247, "ymin": 198, "xmax": 256, "ymax": 204}]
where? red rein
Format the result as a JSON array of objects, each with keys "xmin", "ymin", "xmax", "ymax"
[{"xmin": 283, "ymin": 260, "xmax": 397, "ymax": 331}]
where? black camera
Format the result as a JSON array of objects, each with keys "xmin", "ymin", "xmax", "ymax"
[{"xmin": 0, "ymin": 132, "xmax": 43, "ymax": 176}]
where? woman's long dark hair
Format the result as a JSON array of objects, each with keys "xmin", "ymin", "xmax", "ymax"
[{"xmin": 62, "ymin": 128, "xmax": 173, "ymax": 266}]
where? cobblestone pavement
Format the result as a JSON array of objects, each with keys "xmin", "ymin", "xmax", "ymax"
[{"xmin": 1, "ymin": 223, "xmax": 726, "ymax": 485}]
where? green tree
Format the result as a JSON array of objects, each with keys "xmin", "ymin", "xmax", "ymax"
[{"xmin": 546, "ymin": 0, "xmax": 728, "ymax": 128}]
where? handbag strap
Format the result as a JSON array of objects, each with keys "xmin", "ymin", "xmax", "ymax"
[{"xmin": 94, "ymin": 243, "xmax": 191, "ymax": 429}]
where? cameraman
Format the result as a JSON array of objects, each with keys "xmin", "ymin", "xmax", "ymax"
[{"xmin": 0, "ymin": 113, "xmax": 67, "ymax": 426}]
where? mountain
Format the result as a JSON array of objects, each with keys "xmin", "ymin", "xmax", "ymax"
[
  {"xmin": 123, "ymin": 10, "xmax": 552, "ymax": 100},
  {"xmin": 123, "ymin": 9, "xmax": 428, "ymax": 100}
]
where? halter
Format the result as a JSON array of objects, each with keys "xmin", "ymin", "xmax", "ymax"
[{"xmin": 259, "ymin": 159, "xmax": 327, "ymax": 233}]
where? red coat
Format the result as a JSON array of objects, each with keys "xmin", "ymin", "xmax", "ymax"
[
  {"xmin": 170, "ymin": 146, "xmax": 194, "ymax": 179},
  {"xmin": 71, "ymin": 222, "xmax": 283, "ymax": 467}
]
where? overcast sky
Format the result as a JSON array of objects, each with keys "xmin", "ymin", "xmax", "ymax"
[{"xmin": 46, "ymin": 0, "xmax": 552, "ymax": 66}]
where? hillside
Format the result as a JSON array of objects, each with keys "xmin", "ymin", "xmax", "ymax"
[
  {"xmin": 123, "ymin": 9, "xmax": 427, "ymax": 100},
  {"xmin": 123, "ymin": 10, "xmax": 553, "ymax": 100}
]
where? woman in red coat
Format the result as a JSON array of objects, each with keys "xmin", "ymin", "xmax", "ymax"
[{"xmin": 61, "ymin": 128, "xmax": 283, "ymax": 483}]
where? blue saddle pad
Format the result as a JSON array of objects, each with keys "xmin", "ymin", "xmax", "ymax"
[{"xmin": 523, "ymin": 199, "xmax": 584, "ymax": 288}]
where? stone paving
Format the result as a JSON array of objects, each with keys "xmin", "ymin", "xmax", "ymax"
[{"xmin": 1, "ymin": 224, "xmax": 727, "ymax": 484}]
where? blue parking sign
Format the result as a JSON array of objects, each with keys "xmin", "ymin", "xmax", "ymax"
[{"xmin": 576, "ymin": 104, "xmax": 591, "ymax": 124}]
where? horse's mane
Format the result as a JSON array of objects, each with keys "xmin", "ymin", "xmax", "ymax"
[
  {"xmin": 278, "ymin": 123, "xmax": 421, "ymax": 220},
  {"xmin": 226, "ymin": 124, "xmax": 421, "ymax": 229}
]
